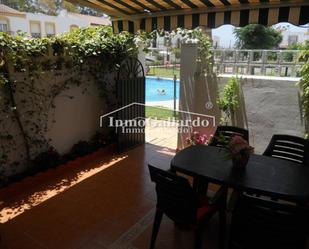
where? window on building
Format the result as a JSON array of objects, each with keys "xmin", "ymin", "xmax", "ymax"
[
  {"xmin": 164, "ymin": 37, "xmax": 171, "ymax": 47},
  {"xmin": 45, "ymin": 22, "xmax": 55, "ymax": 37},
  {"xmin": 288, "ymin": 35, "xmax": 298, "ymax": 45},
  {"xmin": 0, "ymin": 19, "xmax": 9, "ymax": 32},
  {"xmin": 70, "ymin": 25, "xmax": 78, "ymax": 31},
  {"xmin": 152, "ymin": 37, "xmax": 157, "ymax": 48},
  {"xmin": 177, "ymin": 38, "xmax": 181, "ymax": 49},
  {"xmin": 30, "ymin": 21, "xmax": 41, "ymax": 38}
]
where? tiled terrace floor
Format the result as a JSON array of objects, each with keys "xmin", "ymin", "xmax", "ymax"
[
  {"xmin": 0, "ymin": 139, "xmax": 223, "ymax": 249},
  {"xmin": 145, "ymin": 118, "xmax": 178, "ymax": 149},
  {"xmin": 1, "ymin": 129, "xmax": 307, "ymax": 249}
]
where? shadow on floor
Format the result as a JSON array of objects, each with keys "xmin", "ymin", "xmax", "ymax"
[
  {"xmin": 0, "ymin": 143, "xmax": 182, "ymax": 249},
  {"xmin": 2, "ymin": 143, "xmax": 304, "ymax": 249}
]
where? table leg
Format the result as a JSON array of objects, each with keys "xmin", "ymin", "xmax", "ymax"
[{"xmin": 193, "ymin": 177, "xmax": 208, "ymax": 196}]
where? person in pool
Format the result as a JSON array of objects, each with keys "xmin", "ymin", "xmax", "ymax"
[{"xmin": 157, "ymin": 89, "xmax": 166, "ymax": 95}]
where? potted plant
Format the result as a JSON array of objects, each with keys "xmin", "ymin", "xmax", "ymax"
[
  {"xmin": 224, "ymin": 135, "xmax": 254, "ymax": 169},
  {"xmin": 186, "ymin": 131, "xmax": 211, "ymax": 146}
]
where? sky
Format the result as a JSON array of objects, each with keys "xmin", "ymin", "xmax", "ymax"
[{"xmin": 212, "ymin": 22, "xmax": 309, "ymax": 48}]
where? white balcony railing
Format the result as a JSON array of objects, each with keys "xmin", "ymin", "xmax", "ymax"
[
  {"xmin": 31, "ymin": 33, "xmax": 41, "ymax": 38},
  {"xmin": 212, "ymin": 49, "xmax": 304, "ymax": 77}
]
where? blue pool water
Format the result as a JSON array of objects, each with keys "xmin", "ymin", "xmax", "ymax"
[{"xmin": 146, "ymin": 77, "xmax": 180, "ymax": 102}]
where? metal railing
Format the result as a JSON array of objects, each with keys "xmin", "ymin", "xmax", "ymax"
[
  {"xmin": 31, "ymin": 33, "xmax": 41, "ymax": 38},
  {"xmin": 212, "ymin": 49, "xmax": 305, "ymax": 77}
]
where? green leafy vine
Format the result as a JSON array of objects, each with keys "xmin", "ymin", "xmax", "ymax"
[
  {"xmin": 217, "ymin": 77, "xmax": 241, "ymax": 125},
  {"xmin": 0, "ymin": 26, "xmax": 147, "ymax": 177},
  {"xmin": 0, "ymin": 26, "xmax": 212, "ymax": 179},
  {"xmin": 156, "ymin": 28, "xmax": 213, "ymax": 72},
  {"xmin": 299, "ymin": 45, "xmax": 309, "ymax": 138}
]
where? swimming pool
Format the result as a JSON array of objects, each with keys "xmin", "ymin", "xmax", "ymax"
[{"xmin": 146, "ymin": 77, "xmax": 180, "ymax": 102}]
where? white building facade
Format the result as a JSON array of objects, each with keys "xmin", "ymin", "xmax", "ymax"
[
  {"xmin": 0, "ymin": 4, "xmax": 111, "ymax": 37},
  {"xmin": 279, "ymin": 29, "xmax": 309, "ymax": 48}
]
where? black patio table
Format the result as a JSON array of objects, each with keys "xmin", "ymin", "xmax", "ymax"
[{"xmin": 170, "ymin": 145, "xmax": 309, "ymax": 204}]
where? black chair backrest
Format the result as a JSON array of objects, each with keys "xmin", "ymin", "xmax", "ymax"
[
  {"xmin": 230, "ymin": 194, "xmax": 309, "ymax": 249},
  {"xmin": 263, "ymin": 134, "xmax": 309, "ymax": 166},
  {"xmin": 209, "ymin": 126, "xmax": 249, "ymax": 147},
  {"xmin": 148, "ymin": 165, "xmax": 198, "ymax": 224}
]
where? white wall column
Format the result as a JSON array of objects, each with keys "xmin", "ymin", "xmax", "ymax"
[
  {"xmin": 179, "ymin": 43, "xmax": 198, "ymax": 114},
  {"xmin": 138, "ymin": 45, "xmax": 146, "ymax": 76},
  {"xmin": 177, "ymin": 43, "xmax": 221, "ymax": 149}
]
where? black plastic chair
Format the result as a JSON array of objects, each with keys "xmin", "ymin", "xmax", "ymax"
[
  {"xmin": 209, "ymin": 126, "xmax": 249, "ymax": 147},
  {"xmin": 229, "ymin": 193, "xmax": 309, "ymax": 249},
  {"xmin": 263, "ymin": 134, "xmax": 309, "ymax": 166},
  {"xmin": 148, "ymin": 165, "xmax": 227, "ymax": 249}
]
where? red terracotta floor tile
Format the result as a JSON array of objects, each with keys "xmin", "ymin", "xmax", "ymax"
[
  {"xmin": 0, "ymin": 143, "xmax": 172, "ymax": 249},
  {"xmin": 1, "ymin": 140, "xmax": 307, "ymax": 249}
]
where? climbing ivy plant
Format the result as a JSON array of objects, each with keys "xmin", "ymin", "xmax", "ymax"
[
  {"xmin": 0, "ymin": 26, "xmax": 212, "ymax": 178},
  {"xmin": 299, "ymin": 46, "xmax": 309, "ymax": 138},
  {"xmin": 0, "ymin": 26, "xmax": 145, "ymax": 176},
  {"xmin": 157, "ymin": 28, "xmax": 213, "ymax": 71}
]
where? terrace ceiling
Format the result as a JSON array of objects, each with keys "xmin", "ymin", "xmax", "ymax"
[{"xmin": 70, "ymin": 0, "xmax": 309, "ymax": 32}]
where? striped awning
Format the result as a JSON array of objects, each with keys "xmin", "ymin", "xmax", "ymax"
[{"xmin": 71, "ymin": 0, "xmax": 309, "ymax": 32}]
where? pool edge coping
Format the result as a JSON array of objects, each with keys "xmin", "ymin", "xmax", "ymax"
[{"xmin": 146, "ymin": 76, "xmax": 180, "ymax": 82}]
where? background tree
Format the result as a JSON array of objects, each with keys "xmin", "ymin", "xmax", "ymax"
[
  {"xmin": 287, "ymin": 40, "xmax": 309, "ymax": 50},
  {"xmin": 234, "ymin": 24, "xmax": 283, "ymax": 49},
  {"xmin": 0, "ymin": 0, "xmax": 102, "ymax": 16},
  {"xmin": 79, "ymin": 6, "xmax": 103, "ymax": 16},
  {"xmin": 0, "ymin": 0, "xmax": 37, "ymax": 12},
  {"xmin": 36, "ymin": 0, "xmax": 58, "ymax": 15},
  {"xmin": 282, "ymin": 41, "xmax": 309, "ymax": 62},
  {"xmin": 61, "ymin": 1, "xmax": 79, "ymax": 13}
]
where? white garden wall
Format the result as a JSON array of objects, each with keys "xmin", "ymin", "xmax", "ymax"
[
  {"xmin": 1, "ymin": 58, "xmax": 116, "ymax": 177},
  {"xmin": 46, "ymin": 82, "xmax": 106, "ymax": 154}
]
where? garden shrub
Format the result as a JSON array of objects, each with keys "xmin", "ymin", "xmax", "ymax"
[
  {"xmin": 217, "ymin": 77, "xmax": 241, "ymax": 125},
  {"xmin": 32, "ymin": 147, "xmax": 61, "ymax": 171}
]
